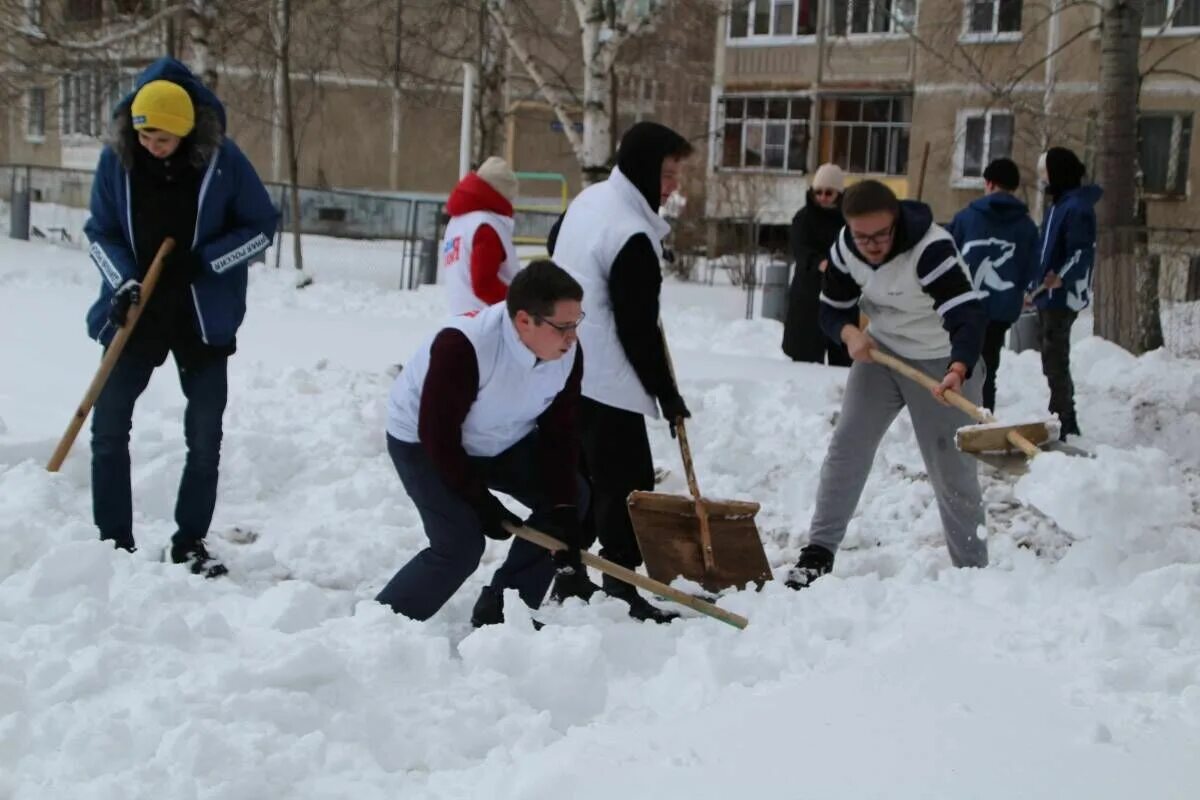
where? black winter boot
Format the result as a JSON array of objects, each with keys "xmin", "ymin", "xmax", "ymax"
[
  {"xmin": 602, "ymin": 575, "xmax": 679, "ymax": 624},
  {"xmin": 169, "ymin": 536, "xmax": 228, "ymax": 579},
  {"xmin": 785, "ymin": 544, "xmax": 834, "ymax": 590},
  {"xmin": 470, "ymin": 586, "xmax": 504, "ymax": 628}
]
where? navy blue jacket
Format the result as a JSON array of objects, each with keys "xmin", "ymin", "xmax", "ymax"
[
  {"xmin": 1034, "ymin": 185, "xmax": 1103, "ymax": 312},
  {"xmin": 84, "ymin": 58, "xmax": 277, "ymax": 347},
  {"xmin": 947, "ymin": 192, "xmax": 1040, "ymax": 324}
]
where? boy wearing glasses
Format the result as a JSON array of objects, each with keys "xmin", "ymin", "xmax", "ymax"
[
  {"xmin": 787, "ymin": 180, "xmax": 989, "ymax": 589},
  {"xmin": 378, "ymin": 261, "xmax": 595, "ymax": 624}
]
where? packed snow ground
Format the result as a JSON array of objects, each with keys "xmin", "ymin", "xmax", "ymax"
[{"xmin": 1, "ymin": 235, "xmax": 1199, "ymax": 799}]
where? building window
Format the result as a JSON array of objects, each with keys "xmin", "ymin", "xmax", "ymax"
[
  {"xmin": 65, "ymin": 0, "xmax": 103, "ymax": 22},
  {"xmin": 26, "ymin": 88, "xmax": 46, "ymax": 141},
  {"xmin": 829, "ymin": 0, "xmax": 915, "ymax": 36},
  {"xmin": 956, "ymin": 110, "xmax": 1014, "ymax": 181},
  {"xmin": 60, "ymin": 70, "xmax": 137, "ymax": 139},
  {"xmin": 1144, "ymin": 0, "xmax": 1200, "ymax": 30},
  {"xmin": 1138, "ymin": 113, "xmax": 1192, "ymax": 196},
  {"xmin": 719, "ymin": 96, "xmax": 811, "ymax": 173},
  {"xmin": 25, "ymin": 0, "xmax": 42, "ymax": 27},
  {"xmin": 729, "ymin": 0, "xmax": 817, "ymax": 39},
  {"xmin": 818, "ymin": 96, "xmax": 911, "ymax": 175},
  {"xmin": 965, "ymin": 0, "xmax": 1022, "ymax": 35}
]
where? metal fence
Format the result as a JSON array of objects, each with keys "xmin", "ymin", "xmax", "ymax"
[{"xmin": 2, "ymin": 164, "xmax": 561, "ymax": 289}]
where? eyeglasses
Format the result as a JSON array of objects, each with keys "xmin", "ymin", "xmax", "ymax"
[
  {"xmin": 813, "ymin": 188, "xmax": 838, "ymax": 198},
  {"xmin": 534, "ymin": 312, "xmax": 585, "ymax": 334},
  {"xmin": 850, "ymin": 224, "xmax": 895, "ymax": 247}
]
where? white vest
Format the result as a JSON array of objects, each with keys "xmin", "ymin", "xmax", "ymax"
[
  {"xmin": 829, "ymin": 224, "xmax": 965, "ymax": 361},
  {"xmin": 441, "ymin": 211, "xmax": 520, "ymax": 315},
  {"xmin": 386, "ymin": 303, "xmax": 578, "ymax": 457},
  {"xmin": 553, "ymin": 167, "xmax": 670, "ymax": 418}
]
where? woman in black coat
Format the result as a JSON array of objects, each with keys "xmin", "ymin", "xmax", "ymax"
[{"xmin": 783, "ymin": 165, "xmax": 852, "ymax": 366}]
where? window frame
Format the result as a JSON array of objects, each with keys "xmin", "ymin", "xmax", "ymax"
[
  {"xmin": 25, "ymin": 87, "xmax": 47, "ymax": 142},
  {"xmin": 828, "ymin": 0, "xmax": 917, "ymax": 39},
  {"xmin": 818, "ymin": 94, "xmax": 913, "ymax": 176},
  {"xmin": 959, "ymin": 0, "xmax": 1024, "ymax": 43},
  {"xmin": 716, "ymin": 93, "xmax": 814, "ymax": 174},
  {"xmin": 952, "ymin": 107, "xmax": 1015, "ymax": 188},
  {"xmin": 1137, "ymin": 111, "xmax": 1193, "ymax": 199},
  {"xmin": 1142, "ymin": 0, "xmax": 1200, "ymax": 36},
  {"xmin": 726, "ymin": 0, "xmax": 819, "ymax": 45}
]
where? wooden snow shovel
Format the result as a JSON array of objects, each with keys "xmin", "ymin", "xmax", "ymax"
[
  {"xmin": 47, "ymin": 238, "xmax": 175, "ymax": 472},
  {"xmin": 625, "ymin": 334, "xmax": 772, "ymax": 594},
  {"xmin": 868, "ymin": 349, "xmax": 1053, "ymax": 466},
  {"xmin": 502, "ymin": 522, "xmax": 749, "ymax": 630}
]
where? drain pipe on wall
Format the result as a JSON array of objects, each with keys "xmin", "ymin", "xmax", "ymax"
[{"xmin": 460, "ymin": 63, "xmax": 478, "ymax": 179}]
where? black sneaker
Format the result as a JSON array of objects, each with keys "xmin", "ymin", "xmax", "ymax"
[
  {"xmin": 169, "ymin": 537, "xmax": 228, "ymax": 579},
  {"xmin": 785, "ymin": 544, "xmax": 834, "ymax": 590},
  {"xmin": 470, "ymin": 586, "xmax": 504, "ymax": 628},
  {"xmin": 602, "ymin": 575, "xmax": 679, "ymax": 624}
]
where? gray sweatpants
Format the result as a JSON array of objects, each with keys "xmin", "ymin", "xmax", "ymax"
[{"xmin": 807, "ymin": 351, "xmax": 988, "ymax": 568}]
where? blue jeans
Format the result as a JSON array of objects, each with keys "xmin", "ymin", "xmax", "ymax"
[
  {"xmin": 377, "ymin": 434, "xmax": 588, "ymax": 621},
  {"xmin": 91, "ymin": 350, "xmax": 228, "ymax": 550}
]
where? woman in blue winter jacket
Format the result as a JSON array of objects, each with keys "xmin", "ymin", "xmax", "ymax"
[
  {"xmin": 1033, "ymin": 147, "xmax": 1102, "ymax": 440},
  {"xmin": 83, "ymin": 57, "xmax": 277, "ymax": 575}
]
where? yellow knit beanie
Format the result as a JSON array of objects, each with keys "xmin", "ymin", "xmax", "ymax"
[{"xmin": 131, "ymin": 80, "xmax": 195, "ymax": 137}]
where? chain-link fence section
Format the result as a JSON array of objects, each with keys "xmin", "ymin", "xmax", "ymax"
[{"xmin": 2, "ymin": 164, "xmax": 560, "ymax": 290}]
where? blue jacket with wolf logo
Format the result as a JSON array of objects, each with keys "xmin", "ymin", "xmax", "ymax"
[
  {"xmin": 947, "ymin": 192, "xmax": 1040, "ymax": 324},
  {"xmin": 84, "ymin": 57, "xmax": 277, "ymax": 347}
]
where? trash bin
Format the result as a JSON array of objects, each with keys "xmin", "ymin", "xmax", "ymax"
[
  {"xmin": 1009, "ymin": 310, "xmax": 1041, "ymax": 353},
  {"xmin": 419, "ymin": 237, "xmax": 438, "ymax": 285},
  {"xmin": 760, "ymin": 260, "xmax": 789, "ymax": 322},
  {"xmin": 9, "ymin": 187, "xmax": 30, "ymax": 241}
]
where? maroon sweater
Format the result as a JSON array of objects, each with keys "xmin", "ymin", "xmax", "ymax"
[{"xmin": 417, "ymin": 329, "xmax": 583, "ymax": 509}]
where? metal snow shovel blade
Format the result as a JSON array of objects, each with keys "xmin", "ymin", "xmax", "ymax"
[
  {"xmin": 47, "ymin": 238, "xmax": 176, "ymax": 472},
  {"xmin": 868, "ymin": 349, "xmax": 1057, "ymax": 469},
  {"xmin": 503, "ymin": 522, "xmax": 750, "ymax": 629}
]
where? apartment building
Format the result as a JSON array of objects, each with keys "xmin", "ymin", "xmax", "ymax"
[
  {"xmin": 708, "ymin": 0, "xmax": 1200, "ymax": 246},
  {"xmin": 2, "ymin": 0, "xmax": 713, "ymax": 208}
]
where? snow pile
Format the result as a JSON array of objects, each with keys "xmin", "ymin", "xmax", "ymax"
[{"xmin": 1, "ymin": 237, "xmax": 1198, "ymax": 798}]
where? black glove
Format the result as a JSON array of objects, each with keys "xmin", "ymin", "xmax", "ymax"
[
  {"xmin": 472, "ymin": 493, "xmax": 521, "ymax": 541},
  {"xmin": 658, "ymin": 392, "xmax": 691, "ymax": 438},
  {"xmin": 531, "ymin": 506, "xmax": 600, "ymax": 603},
  {"xmin": 108, "ymin": 279, "xmax": 142, "ymax": 327}
]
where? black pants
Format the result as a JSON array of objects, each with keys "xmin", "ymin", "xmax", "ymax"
[
  {"xmin": 578, "ymin": 397, "xmax": 655, "ymax": 569},
  {"xmin": 91, "ymin": 349, "xmax": 228, "ymax": 551},
  {"xmin": 980, "ymin": 320, "xmax": 1011, "ymax": 412},
  {"xmin": 782, "ymin": 266, "xmax": 851, "ymax": 366},
  {"xmin": 1038, "ymin": 308, "xmax": 1079, "ymax": 433},
  {"xmin": 376, "ymin": 434, "xmax": 587, "ymax": 621}
]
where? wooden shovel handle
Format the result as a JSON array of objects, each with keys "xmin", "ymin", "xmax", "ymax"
[
  {"xmin": 868, "ymin": 349, "xmax": 1041, "ymax": 459},
  {"xmin": 47, "ymin": 238, "xmax": 176, "ymax": 472},
  {"xmin": 658, "ymin": 323, "xmax": 716, "ymax": 573},
  {"xmin": 504, "ymin": 521, "xmax": 748, "ymax": 629},
  {"xmin": 674, "ymin": 418, "xmax": 716, "ymax": 572}
]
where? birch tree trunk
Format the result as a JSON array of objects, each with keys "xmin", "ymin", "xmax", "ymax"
[{"xmin": 1094, "ymin": 0, "xmax": 1145, "ymax": 351}]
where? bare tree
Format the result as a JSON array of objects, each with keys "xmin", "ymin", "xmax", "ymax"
[{"xmin": 486, "ymin": 0, "xmax": 674, "ymax": 183}]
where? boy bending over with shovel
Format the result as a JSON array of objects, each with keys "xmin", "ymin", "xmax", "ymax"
[
  {"xmin": 379, "ymin": 261, "xmax": 596, "ymax": 625},
  {"xmin": 787, "ymin": 180, "xmax": 989, "ymax": 589}
]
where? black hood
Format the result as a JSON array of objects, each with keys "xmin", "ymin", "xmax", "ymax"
[
  {"xmin": 1045, "ymin": 147, "xmax": 1085, "ymax": 201},
  {"xmin": 615, "ymin": 122, "xmax": 691, "ymax": 211}
]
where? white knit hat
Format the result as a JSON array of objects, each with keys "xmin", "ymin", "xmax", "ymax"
[
  {"xmin": 812, "ymin": 163, "xmax": 845, "ymax": 192},
  {"xmin": 476, "ymin": 156, "xmax": 518, "ymax": 203}
]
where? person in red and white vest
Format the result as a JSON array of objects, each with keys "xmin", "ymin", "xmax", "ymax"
[{"xmin": 440, "ymin": 156, "xmax": 521, "ymax": 314}]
